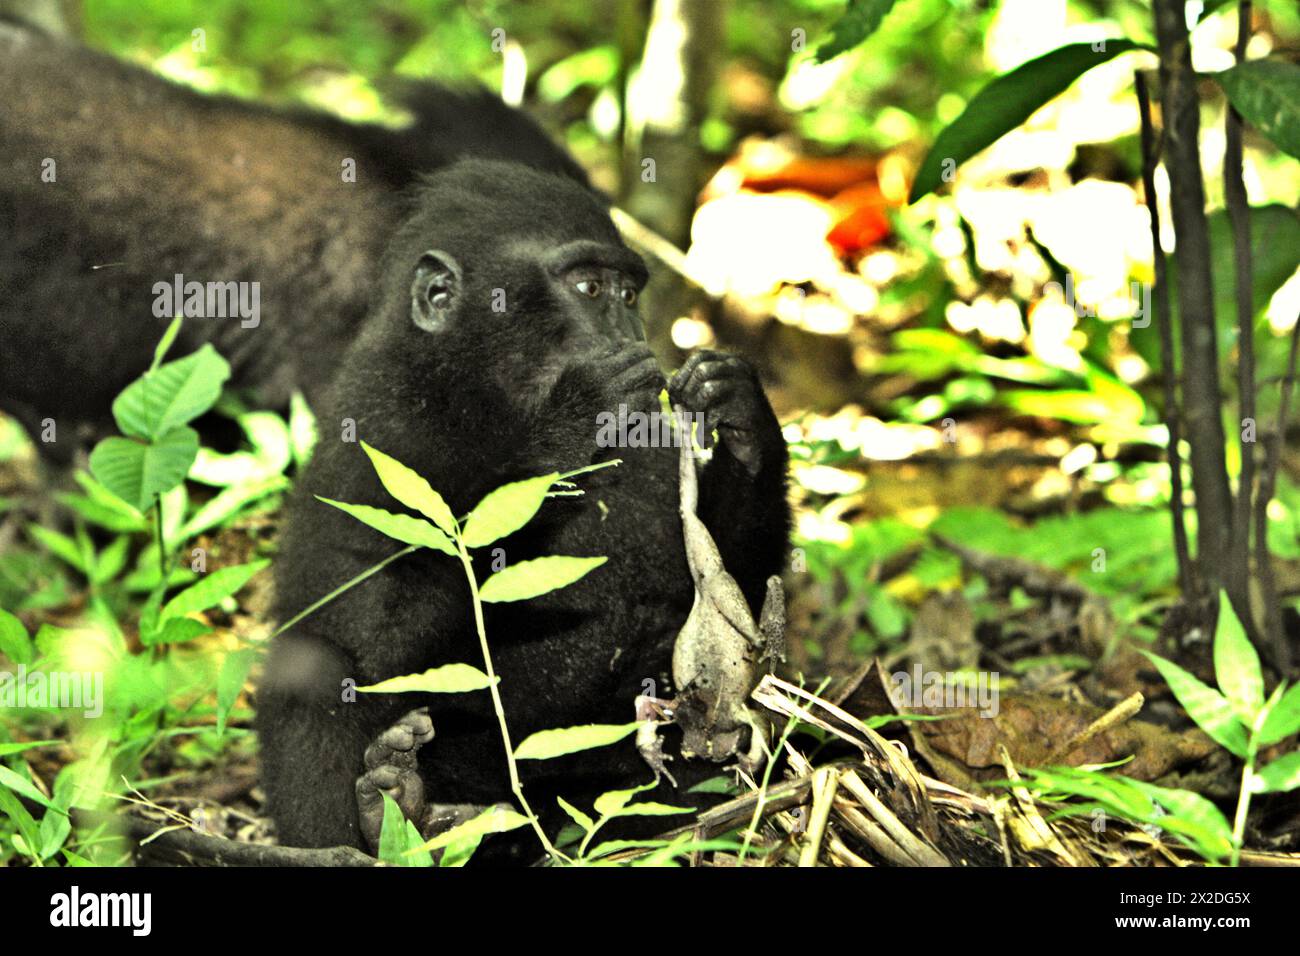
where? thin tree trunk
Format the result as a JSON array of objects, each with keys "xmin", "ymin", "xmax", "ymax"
[
  {"xmin": 622, "ymin": 0, "xmax": 728, "ymax": 247},
  {"xmin": 1152, "ymin": 0, "xmax": 1234, "ymax": 601},
  {"xmin": 1136, "ymin": 71, "xmax": 1194, "ymax": 594}
]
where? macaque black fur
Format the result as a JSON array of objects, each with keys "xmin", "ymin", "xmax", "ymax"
[
  {"xmin": 259, "ymin": 161, "xmax": 791, "ymax": 859},
  {"xmin": 0, "ymin": 21, "xmax": 588, "ymax": 460}
]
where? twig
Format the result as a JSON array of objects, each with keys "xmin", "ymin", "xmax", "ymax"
[
  {"xmin": 1136, "ymin": 70, "xmax": 1193, "ymax": 592},
  {"xmin": 1045, "ymin": 691, "xmax": 1144, "ymax": 763}
]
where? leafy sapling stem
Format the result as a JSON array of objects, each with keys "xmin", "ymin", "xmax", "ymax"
[{"xmin": 453, "ymin": 535, "xmax": 562, "ymax": 862}]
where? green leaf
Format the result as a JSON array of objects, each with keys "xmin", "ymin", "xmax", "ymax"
[
  {"xmin": 288, "ymin": 390, "xmax": 318, "ymax": 468},
  {"xmin": 1140, "ymin": 650, "xmax": 1250, "ymax": 757},
  {"xmin": 1252, "ymin": 751, "xmax": 1300, "ymax": 793},
  {"xmin": 815, "ymin": 0, "xmax": 902, "ymax": 62},
  {"xmin": 0, "ymin": 787, "xmax": 42, "ymax": 863},
  {"xmin": 0, "ymin": 766, "xmax": 66, "ymax": 815},
  {"xmin": 0, "ymin": 740, "xmax": 57, "ymax": 757},
  {"xmin": 89, "ymin": 536, "xmax": 130, "ymax": 586},
  {"xmin": 557, "ymin": 796, "xmax": 596, "ymax": 832},
  {"xmin": 26, "ymin": 526, "xmax": 87, "ymax": 574},
  {"xmin": 161, "ymin": 559, "xmax": 269, "ymax": 622},
  {"xmin": 378, "ymin": 793, "xmax": 433, "ymax": 866},
  {"xmin": 89, "ymin": 427, "xmax": 200, "ymax": 512},
  {"xmin": 1129, "ymin": 780, "xmax": 1234, "ymax": 860},
  {"xmin": 478, "ymin": 556, "xmax": 606, "ymax": 603},
  {"xmin": 515, "ymin": 722, "xmax": 640, "ymax": 760},
  {"xmin": 140, "ymin": 616, "xmax": 211, "ymax": 648},
  {"xmin": 111, "ymin": 344, "xmax": 230, "ymax": 440},
  {"xmin": 1258, "ymin": 683, "xmax": 1300, "ymax": 746},
  {"xmin": 461, "ymin": 473, "xmax": 558, "ymax": 548},
  {"xmin": 592, "ymin": 787, "xmax": 637, "ymax": 818},
  {"xmin": 1216, "ymin": 58, "xmax": 1300, "ymax": 159},
  {"xmin": 361, "ymin": 442, "xmax": 457, "ymax": 535},
  {"xmin": 910, "ymin": 41, "xmax": 1147, "ymax": 202},
  {"xmin": 1212, "ymin": 591, "xmax": 1264, "ymax": 720},
  {"xmin": 414, "ymin": 805, "xmax": 531, "ymax": 853},
  {"xmin": 357, "ymin": 663, "xmax": 496, "ymax": 695},
  {"xmin": 179, "ymin": 475, "xmax": 289, "ymax": 540},
  {"xmin": 0, "ymin": 609, "xmax": 34, "ymax": 665},
  {"xmin": 150, "ymin": 315, "xmax": 183, "ymax": 372},
  {"xmin": 216, "ymin": 648, "xmax": 256, "ymax": 736},
  {"xmin": 316, "ymin": 497, "xmax": 456, "ymax": 555}
]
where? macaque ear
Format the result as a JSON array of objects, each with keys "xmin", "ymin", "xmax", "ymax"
[{"xmin": 410, "ymin": 250, "xmax": 461, "ymax": 332}]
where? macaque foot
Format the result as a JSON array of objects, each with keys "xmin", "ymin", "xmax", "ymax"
[{"xmin": 356, "ymin": 707, "xmax": 435, "ymax": 852}]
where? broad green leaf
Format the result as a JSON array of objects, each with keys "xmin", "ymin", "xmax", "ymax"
[
  {"xmin": 1216, "ymin": 58, "xmax": 1300, "ymax": 159},
  {"xmin": 515, "ymin": 722, "xmax": 640, "ymax": 760},
  {"xmin": 358, "ymin": 663, "xmax": 496, "ymax": 695},
  {"xmin": 815, "ymin": 0, "xmax": 902, "ymax": 62},
  {"xmin": 316, "ymin": 497, "xmax": 456, "ymax": 555},
  {"xmin": 1213, "ymin": 591, "xmax": 1264, "ymax": 719},
  {"xmin": 1252, "ymin": 751, "xmax": 1300, "ymax": 793},
  {"xmin": 461, "ymin": 473, "xmax": 558, "ymax": 548},
  {"xmin": 361, "ymin": 442, "xmax": 456, "ymax": 534},
  {"xmin": 0, "ymin": 609, "xmax": 34, "ymax": 665},
  {"xmin": 910, "ymin": 41, "xmax": 1147, "ymax": 202},
  {"xmin": 1129, "ymin": 780, "xmax": 1234, "ymax": 860},
  {"xmin": 140, "ymin": 616, "xmax": 211, "ymax": 648},
  {"xmin": 1258, "ymin": 683, "xmax": 1300, "ymax": 746},
  {"xmin": 558, "ymin": 796, "xmax": 596, "ymax": 832},
  {"xmin": 150, "ymin": 315, "xmax": 183, "ymax": 372},
  {"xmin": 378, "ymin": 793, "xmax": 433, "ymax": 866},
  {"xmin": 216, "ymin": 648, "xmax": 256, "ymax": 736},
  {"xmin": 111, "ymin": 345, "xmax": 230, "ymax": 440},
  {"xmin": 89, "ymin": 426, "xmax": 200, "ymax": 512},
  {"xmin": 478, "ymin": 556, "xmax": 606, "ymax": 603},
  {"xmin": 1140, "ymin": 651, "xmax": 1250, "ymax": 757},
  {"xmin": 161, "ymin": 559, "xmax": 270, "ymax": 622},
  {"xmin": 414, "ymin": 806, "xmax": 530, "ymax": 853}
]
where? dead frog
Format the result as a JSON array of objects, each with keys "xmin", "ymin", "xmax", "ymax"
[{"xmin": 636, "ymin": 410, "xmax": 785, "ymax": 781}]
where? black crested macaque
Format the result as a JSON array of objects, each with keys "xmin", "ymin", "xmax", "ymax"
[
  {"xmin": 0, "ymin": 21, "xmax": 588, "ymax": 459},
  {"xmin": 259, "ymin": 161, "xmax": 790, "ymax": 860}
]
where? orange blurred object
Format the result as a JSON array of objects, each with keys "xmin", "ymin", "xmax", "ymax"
[
  {"xmin": 701, "ymin": 143, "xmax": 899, "ymax": 257},
  {"xmin": 825, "ymin": 182, "xmax": 893, "ymax": 254}
]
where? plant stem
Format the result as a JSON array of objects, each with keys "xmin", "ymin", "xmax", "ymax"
[
  {"xmin": 154, "ymin": 497, "xmax": 167, "ymax": 581},
  {"xmin": 268, "ymin": 545, "xmax": 418, "ymax": 641},
  {"xmin": 455, "ymin": 539, "xmax": 563, "ymax": 862},
  {"xmin": 1231, "ymin": 721, "xmax": 1263, "ymax": 867}
]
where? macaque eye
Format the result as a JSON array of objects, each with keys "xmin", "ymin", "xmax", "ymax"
[
  {"xmin": 576, "ymin": 279, "xmax": 602, "ymax": 298},
  {"xmin": 620, "ymin": 287, "xmax": 637, "ymax": 307}
]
